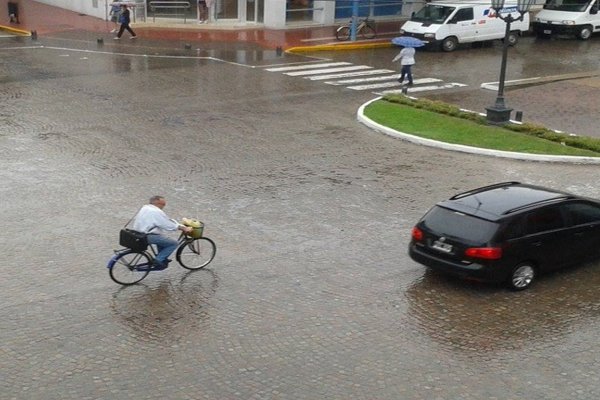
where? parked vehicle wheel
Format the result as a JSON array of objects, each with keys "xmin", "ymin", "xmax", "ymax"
[
  {"xmin": 361, "ymin": 24, "xmax": 376, "ymax": 39},
  {"xmin": 505, "ymin": 31, "xmax": 519, "ymax": 46},
  {"xmin": 508, "ymin": 263, "xmax": 536, "ymax": 291},
  {"xmin": 577, "ymin": 25, "xmax": 593, "ymax": 40},
  {"xmin": 336, "ymin": 26, "xmax": 351, "ymax": 41},
  {"xmin": 441, "ymin": 36, "xmax": 458, "ymax": 52}
]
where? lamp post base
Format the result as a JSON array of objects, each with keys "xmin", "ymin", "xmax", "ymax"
[{"xmin": 486, "ymin": 105, "xmax": 513, "ymax": 125}]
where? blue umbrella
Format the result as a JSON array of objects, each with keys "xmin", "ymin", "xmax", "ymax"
[{"xmin": 392, "ymin": 36, "xmax": 426, "ymax": 48}]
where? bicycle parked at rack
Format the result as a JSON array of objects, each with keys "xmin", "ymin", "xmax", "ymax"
[
  {"xmin": 107, "ymin": 219, "xmax": 216, "ymax": 285},
  {"xmin": 336, "ymin": 18, "xmax": 376, "ymax": 41}
]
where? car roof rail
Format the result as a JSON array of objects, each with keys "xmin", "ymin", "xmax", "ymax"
[
  {"xmin": 502, "ymin": 195, "xmax": 575, "ymax": 215},
  {"xmin": 449, "ymin": 181, "xmax": 521, "ymax": 200}
]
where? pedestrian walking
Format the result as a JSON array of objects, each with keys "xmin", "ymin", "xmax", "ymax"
[
  {"xmin": 8, "ymin": 1, "xmax": 19, "ymax": 24},
  {"xmin": 109, "ymin": 2, "xmax": 121, "ymax": 33},
  {"xmin": 114, "ymin": 4, "xmax": 137, "ymax": 40},
  {"xmin": 197, "ymin": 0, "xmax": 208, "ymax": 23},
  {"xmin": 392, "ymin": 46, "xmax": 416, "ymax": 86}
]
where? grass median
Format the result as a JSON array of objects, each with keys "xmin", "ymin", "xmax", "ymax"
[{"xmin": 364, "ymin": 96, "xmax": 600, "ymax": 157}]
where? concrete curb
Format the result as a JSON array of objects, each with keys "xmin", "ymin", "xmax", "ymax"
[
  {"xmin": 0, "ymin": 24, "xmax": 31, "ymax": 36},
  {"xmin": 357, "ymin": 97, "xmax": 600, "ymax": 164},
  {"xmin": 287, "ymin": 41, "xmax": 393, "ymax": 53}
]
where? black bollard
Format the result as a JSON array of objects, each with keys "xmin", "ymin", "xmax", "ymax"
[
  {"xmin": 31, "ymin": 30, "xmax": 37, "ymax": 40},
  {"xmin": 515, "ymin": 111, "xmax": 523, "ymax": 122},
  {"xmin": 97, "ymin": 38, "xmax": 104, "ymax": 45},
  {"xmin": 276, "ymin": 46, "xmax": 282, "ymax": 56},
  {"xmin": 184, "ymin": 43, "xmax": 192, "ymax": 50}
]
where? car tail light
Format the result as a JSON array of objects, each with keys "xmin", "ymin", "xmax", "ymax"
[
  {"xmin": 465, "ymin": 247, "xmax": 502, "ymax": 260},
  {"xmin": 411, "ymin": 227, "xmax": 424, "ymax": 241}
]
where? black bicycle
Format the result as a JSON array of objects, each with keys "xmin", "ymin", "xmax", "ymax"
[{"xmin": 107, "ymin": 222, "xmax": 216, "ymax": 285}]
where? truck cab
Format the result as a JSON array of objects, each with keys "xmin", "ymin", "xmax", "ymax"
[{"xmin": 533, "ymin": 0, "xmax": 600, "ymax": 40}]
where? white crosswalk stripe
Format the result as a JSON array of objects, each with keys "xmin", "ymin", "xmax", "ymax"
[
  {"xmin": 379, "ymin": 82, "xmax": 468, "ymax": 95},
  {"xmin": 328, "ymin": 76, "xmax": 441, "ymax": 85},
  {"xmin": 346, "ymin": 78, "xmax": 444, "ymax": 90},
  {"xmin": 284, "ymin": 65, "xmax": 373, "ymax": 76},
  {"xmin": 309, "ymin": 69, "xmax": 395, "ymax": 81},
  {"xmin": 265, "ymin": 62, "xmax": 352, "ymax": 72},
  {"xmin": 265, "ymin": 61, "xmax": 467, "ymax": 94}
]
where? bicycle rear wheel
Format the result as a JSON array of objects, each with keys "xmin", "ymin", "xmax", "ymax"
[
  {"xmin": 108, "ymin": 250, "xmax": 150, "ymax": 285},
  {"xmin": 361, "ymin": 25, "xmax": 376, "ymax": 39},
  {"xmin": 336, "ymin": 26, "xmax": 351, "ymax": 41},
  {"xmin": 176, "ymin": 237, "xmax": 217, "ymax": 270}
]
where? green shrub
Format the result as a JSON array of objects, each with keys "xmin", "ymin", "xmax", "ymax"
[{"xmin": 381, "ymin": 94, "xmax": 600, "ymax": 153}]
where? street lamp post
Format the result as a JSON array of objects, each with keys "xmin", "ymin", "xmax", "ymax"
[{"xmin": 485, "ymin": 0, "xmax": 534, "ymax": 124}]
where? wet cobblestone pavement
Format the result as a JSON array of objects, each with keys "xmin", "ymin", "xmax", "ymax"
[{"xmin": 2, "ymin": 33, "xmax": 600, "ymax": 399}]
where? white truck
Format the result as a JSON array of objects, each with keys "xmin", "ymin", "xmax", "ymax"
[
  {"xmin": 532, "ymin": 0, "xmax": 600, "ymax": 40},
  {"xmin": 400, "ymin": 0, "xmax": 531, "ymax": 51}
]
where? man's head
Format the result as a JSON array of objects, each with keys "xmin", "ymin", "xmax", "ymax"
[{"xmin": 149, "ymin": 195, "xmax": 166, "ymax": 209}]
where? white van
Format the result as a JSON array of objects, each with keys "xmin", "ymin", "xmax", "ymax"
[
  {"xmin": 532, "ymin": 0, "xmax": 600, "ymax": 40},
  {"xmin": 400, "ymin": 0, "xmax": 531, "ymax": 51}
]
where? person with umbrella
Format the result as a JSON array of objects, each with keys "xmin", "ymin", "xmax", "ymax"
[{"xmin": 391, "ymin": 36, "xmax": 424, "ymax": 86}]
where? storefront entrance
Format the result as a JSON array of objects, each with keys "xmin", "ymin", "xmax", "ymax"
[{"xmin": 245, "ymin": 0, "xmax": 264, "ymax": 23}]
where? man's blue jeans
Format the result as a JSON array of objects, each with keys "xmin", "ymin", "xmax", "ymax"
[
  {"xmin": 147, "ymin": 234, "xmax": 178, "ymax": 264},
  {"xmin": 400, "ymin": 64, "xmax": 413, "ymax": 85}
]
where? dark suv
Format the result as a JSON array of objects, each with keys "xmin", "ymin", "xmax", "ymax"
[{"xmin": 409, "ymin": 182, "xmax": 600, "ymax": 290}]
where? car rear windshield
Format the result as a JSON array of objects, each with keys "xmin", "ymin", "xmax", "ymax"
[{"xmin": 421, "ymin": 206, "xmax": 499, "ymax": 243}]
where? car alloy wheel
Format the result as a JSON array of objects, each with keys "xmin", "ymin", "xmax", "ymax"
[{"xmin": 509, "ymin": 263, "xmax": 535, "ymax": 291}]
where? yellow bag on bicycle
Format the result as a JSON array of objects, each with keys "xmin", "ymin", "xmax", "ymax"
[{"xmin": 182, "ymin": 218, "xmax": 204, "ymax": 239}]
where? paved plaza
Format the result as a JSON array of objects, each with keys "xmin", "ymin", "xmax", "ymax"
[{"xmin": 2, "ymin": 6, "xmax": 600, "ymax": 400}]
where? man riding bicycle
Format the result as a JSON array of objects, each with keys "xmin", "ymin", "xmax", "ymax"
[{"xmin": 132, "ymin": 195, "xmax": 193, "ymax": 269}]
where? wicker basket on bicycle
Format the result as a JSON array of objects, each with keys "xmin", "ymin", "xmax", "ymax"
[{"xmin": 181, "ymin": 217, "xmax": 204, "ymax": 239}]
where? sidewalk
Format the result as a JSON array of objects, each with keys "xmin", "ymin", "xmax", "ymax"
[{"xmin": 0, "ymin": 0, "xmax": 400, "ymax": 50}]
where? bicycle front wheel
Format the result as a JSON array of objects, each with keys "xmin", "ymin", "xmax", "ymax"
[
  {"xmin": 109, "ymin": 250, "xmax": 151, "ymax": 285},
  {"xmin": 176, "ymin": 237, "xmax": 217, "ymax": 270},
  {"xmin": 336, "ymin": 26, "xmax": 351, "ymax": 41},
  {"xmin": 361, "ymin": 25, "xmax": 376, "ymax": 39}
]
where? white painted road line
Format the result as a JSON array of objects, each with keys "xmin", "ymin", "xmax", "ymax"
[
  {"xmin": 285, "ymin": 65, "xmax": 372, "ymax": 76},
  {"xmin": 336, "ymin": 75, "xmax": 442, "ymax": 86},
  {"xmin": 265, "ymin": 62, "xmax": 352, "ymax": 72},
  {"xmin": 341, "ymin": 77, "xmax": 444, "ymax": 89},
  {"xmin": 309, "ymin": 69, "xmax": 396, "ymax": 81},
  {"xmin": 379, "ymin": 82, "xmax": 468, "ymax": 94},
  {"xmin": 326, "ymin": 74, "xmax": 401, "ymax": 85}
]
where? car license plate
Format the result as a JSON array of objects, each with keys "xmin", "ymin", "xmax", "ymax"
[
  {"xmin": 431, "ymin": 240, "xmax": 453, "ymax": 253},
  {"xmin": 544, "ymin": 29, "xmax": 551, "ymax": 34}
]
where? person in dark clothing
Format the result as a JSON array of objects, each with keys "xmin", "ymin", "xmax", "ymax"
[{"xmin": 114, "ymin": 5, "xmax": 137, "ymax": 39}]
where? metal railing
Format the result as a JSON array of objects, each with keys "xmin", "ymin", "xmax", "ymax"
[{"xmin": 149, "ymin": 1, "xmax": 191, "ymax": 23}]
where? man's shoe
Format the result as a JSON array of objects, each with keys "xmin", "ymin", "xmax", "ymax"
[
  {"xmin": 130, "ymin": 35, "xmax": 137, "ymax": 39},
  {"xmin": 151, "ymin": 259, "xmax": 168, "ymax": 270},
  {"xmin": 113, "ymin": 37, "xmax": 120, "ymax": 40}
]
